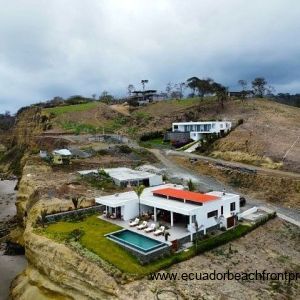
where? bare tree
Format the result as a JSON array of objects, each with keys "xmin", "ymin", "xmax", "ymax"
[
  {"xmin": 127, "ymin": 84, "xmax": 135, "ymax": 96},
  {"xmin": 165, "ymin": 82, "xmax": 173, "ymax": 98},
  {"xmin": 176, "ymin": 82, "xmax": 186, "ymax": 99},
  {"xmin": 238, "ymin": 79, "xmax": 248, "ymax": 100}
]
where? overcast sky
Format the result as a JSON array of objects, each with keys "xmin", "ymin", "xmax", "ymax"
[{"xmin": 1, "ymin": 0, "xmax": 300, "ymax": 113}]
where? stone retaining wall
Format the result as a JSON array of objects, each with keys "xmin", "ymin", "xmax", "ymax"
[{"xmin": 114, "ymin": 242, "xmax": 171, "ymax": 265}]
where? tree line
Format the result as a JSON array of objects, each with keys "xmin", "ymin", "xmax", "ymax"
[{"xmin": 7, "ymin": 75, "xmax": 299, "ymax": 117}]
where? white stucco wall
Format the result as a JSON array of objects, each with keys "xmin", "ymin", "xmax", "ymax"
[
  {"xmin": 122, "ymin": 201, "xmax": 139, "ymax": 221},
  {"xmin": 149, "ymin": 175, "xmax": 163, "ymax": 186},
  {"xmin": 193, "ymin": 194, "xmax": 240, "ymax": 230}
]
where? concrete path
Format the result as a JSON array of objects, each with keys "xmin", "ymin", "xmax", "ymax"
[{"xmin": 184, "ymin": 142, "xmax": 200, "ymax": 153}]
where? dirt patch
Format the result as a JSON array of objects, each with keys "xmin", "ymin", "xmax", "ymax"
[
  {"xmin": 121, "ymin": 218, "xmax": 300, "ymax": 299},
  {"xmin": 110, "ymin": 104, "xmax": 130, "ymax": 116},
  {"xmin": 172, "ymin": 156, "xmax": 300, "ymax": 209}
]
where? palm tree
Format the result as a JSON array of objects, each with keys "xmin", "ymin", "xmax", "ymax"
[
  {"xmin": 187, "ymin": 179, "xmax": 195, "ymax": 191},
  {"xmin": 72, "ymin": 196, "xmax": 81, "ymax": 210},
  {"xmin": 134, "ymin": 185, "xmax": 145, "ymax": 217}
]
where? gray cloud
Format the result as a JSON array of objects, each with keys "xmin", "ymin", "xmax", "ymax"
[{"xmin": 0, "ymin": 0, "xmax": 300, "ymax": 113}]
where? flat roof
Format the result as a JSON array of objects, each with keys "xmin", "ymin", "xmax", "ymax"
[
  {"xmin": 53, "ymin": 149, "xmax": 72, "ymax": 156},
  {"xmin": 77, "ymin": 167, "xmax": 159, "ymax": 181},
  {"xmin": 95, "ymin": 191, "xmax": 137, "ymax": 207},
  {"xmin": 95, "ymin": 184, "xmax": 239, "ymax": 216},
  {"xmin": 104, "ymin": 167, "xmax": 158, "ymax": 181},
  {"xmin": 173, "ymin": 121, "xmax": 231, "ymax": 125},
  {"xmin": 152, "ymin": 188, "xmax": 219, "ymax": 204}
]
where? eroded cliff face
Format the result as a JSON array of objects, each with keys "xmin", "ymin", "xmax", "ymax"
[{"xmin": 11, "ymin": 161, "xmax": 121, "ymax": 300}]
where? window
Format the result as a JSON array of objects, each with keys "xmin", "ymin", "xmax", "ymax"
[
  {"xmin": 207, "ymin": 210, "xmax": 218, "ymax": 218},
  {"xmin": 230, "ymin": 202, "xmax": 236, "ymax": 211},
  {"xmin": 221, "ymin": 206, "xmax": 223, "ymax": 215},
  {"xmin": 174, "ymin": 125, "xmax": 178, "ymax": 130},
  {"xmin": 220, "ymin": 124, "xmax": 223, "ymax": 128}
]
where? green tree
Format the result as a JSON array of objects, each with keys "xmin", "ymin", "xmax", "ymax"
[
  {"xmin": 212, "ymin": 82, "xmax": 228, "ymax": 109},
  {"xmin": 99, "ymin": 91, "xmax": 114, "ymax": 103},
  {"xmin": 134, "ymin": 185, "xmax": 145, "ymax": 217},
  {"xmin": 186, "ymin": 77, "xmax": 199, "ymax": 96},
  {"xmin": 186, "ymin": 77, "xmax": 214, "ymax": 98},
  {"xmin": 252, "ymin": 77, "xmax": 267, "ymax": 98}
]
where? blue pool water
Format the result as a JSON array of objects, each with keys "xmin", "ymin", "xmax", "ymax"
[{"xmin": 107, "ymin": 229, "xmax": 165, "ymax": 253}]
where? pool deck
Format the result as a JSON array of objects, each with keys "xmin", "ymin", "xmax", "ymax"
[{"xmin": 98, "ymin": 215, "xmax": 191, "ymax": 245}]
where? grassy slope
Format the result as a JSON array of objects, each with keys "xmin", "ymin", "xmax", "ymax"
[
  {"xmin": 43, "ymin": 98, "xmax": 300, "ymax": 171},
  {"xmin": 44, "ymin": 102, "xmax": 127, "ymax": 134},
  {"xmin": 44, "ymin": 102, "xmax": 99, "ymax": 116}
]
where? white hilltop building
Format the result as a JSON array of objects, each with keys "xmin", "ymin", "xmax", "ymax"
[{"xmin": 172, "ymin": 121, "xmax": 232, "ymax": 141}]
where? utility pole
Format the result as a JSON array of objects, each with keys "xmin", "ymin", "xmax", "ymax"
[{"xmin": 282, "ymin": 136, "xmax": 299, "ymax": 161}]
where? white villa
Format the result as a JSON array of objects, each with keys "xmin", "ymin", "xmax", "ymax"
[
  {"xmin": 78, "ymin": 167, "xmax": 163, "ymax": 187},
  {"xmin": 172, "ymin": 121, "xmax": 232, "ymax": 141},
  {"xmin": 95, "ymin": 184, "xmax": 240, "ymax": 241}
]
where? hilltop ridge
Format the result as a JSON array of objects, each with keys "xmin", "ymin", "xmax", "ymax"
[{"xmin": 42, "ymin": 97, "xmax": 300, "ymax": 173}]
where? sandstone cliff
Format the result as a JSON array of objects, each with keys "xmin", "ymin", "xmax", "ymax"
[{"xmin": 11, "ymin": 161, "xmax": 122, "ymax": 300}]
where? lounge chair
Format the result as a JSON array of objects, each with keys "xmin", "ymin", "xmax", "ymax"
[
  {"xmin": 129, "ymin": 218, "xmax": 140, "ymax": 227},
  {"xmin": 154, "ymin": 226, "xmax": 165, "ymax": 236},
  {"xmin": 137, "ymin": 221, "xmax": 148, "ymax": 230},
  {"xmin": 145, "ymin": 223, "xmax": 156, "ymax": 233}
]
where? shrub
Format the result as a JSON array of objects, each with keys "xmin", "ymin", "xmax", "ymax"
[
  {"xmin": 140, "ymin": 131, "xmax": 163, "ymax": 142},
  {"xmin": 117, "ymin": 145, "xmax": 132, "ymax": 154},
  {"xmin": 97, "ymin": 149, "xmax": 109, "ymax": 155},
  {"xmin": 67, "ymin": 229, "xmax": 84, "ymax": 241},
  {"xmin": 194, "ymin": 212, "xmax": 276, "ymax": 255}
]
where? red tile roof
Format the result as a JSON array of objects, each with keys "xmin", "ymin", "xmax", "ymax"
[{"xmin": 152, "ymin": 188, "xmax": 219, "ymax": 204}]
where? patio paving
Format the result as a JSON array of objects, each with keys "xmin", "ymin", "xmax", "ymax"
[{"xmin": 98, "ymin": 214, "xmax": 191, "ymax": 244}]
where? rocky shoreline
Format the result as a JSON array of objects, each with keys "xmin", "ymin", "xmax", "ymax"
[{"xmin": 0, "ymin": 180, "xmax": 27, "ymax": 300}]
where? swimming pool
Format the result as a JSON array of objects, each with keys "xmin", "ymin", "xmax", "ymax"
[{"xmin": 107, "ymin": 229, "xmax": 166, "ymax": 253}]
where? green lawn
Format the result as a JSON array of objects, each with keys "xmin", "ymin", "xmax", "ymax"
[
  {"xmin": 139, "ymin": 137, "xmax": 171, "ymax": 149},
  {"xmin": 39, "ymin": 214, "xmax": 275, "ymax": 277},
  {"xmin": 44, "ymin": 102, "xmax": 98, "ymax": 116},
  {"xmin": 41, "ymin": 215, "xmax": 182, "ymax": 275}
]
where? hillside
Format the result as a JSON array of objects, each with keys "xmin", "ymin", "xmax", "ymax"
[{"xmin": 43, "ymin": 98, "xmax": 300, "ymax": 173}]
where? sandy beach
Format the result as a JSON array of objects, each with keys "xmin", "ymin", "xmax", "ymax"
[{"xmin": 0, "ymin": 180, "xmax": 27, "ymax": 300}]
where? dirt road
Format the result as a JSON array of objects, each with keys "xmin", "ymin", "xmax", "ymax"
[
  {"xmin": 149, "ymin": 149, "xmax": 300, "ymax": 227},
  {"xmin": 166, "ymin": 150, "xmax": 300, "ymax": 179}
]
